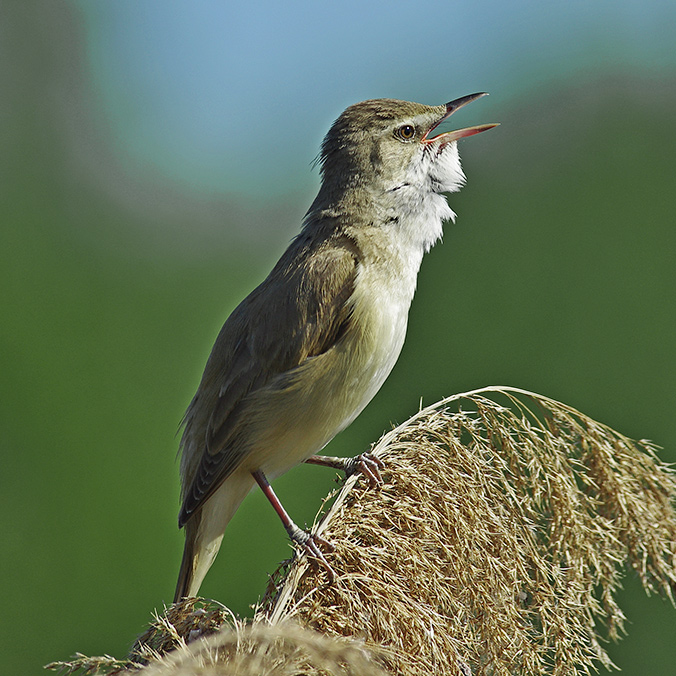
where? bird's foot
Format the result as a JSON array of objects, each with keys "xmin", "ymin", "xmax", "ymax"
[
  {"xmin": 344, "ymin": 452, "xmax": 384, "ymax": 486},
  {"xmin": 306, "ymin": 452, "xmax": 384, "ymax": 487},
  {"xmin": 286, "ymin": 523, "xmax": 336, "ymax": 582}
]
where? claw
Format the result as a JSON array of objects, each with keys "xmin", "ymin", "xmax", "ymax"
[
  {"xmin": 286, "ymin": 524, "xmax": 336, "ymax": 582},
  {"xmin": 351, "ymin": 452, "xmax": 384, "ymax": 486}
]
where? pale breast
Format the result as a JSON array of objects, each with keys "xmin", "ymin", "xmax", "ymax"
[
  {"xmin": 243, "ymin": 207, "xmax": 443, "ymax": 479},
  {"xmin": 243, "ymin": 246, "xmax": 418, "ymax": 480}
]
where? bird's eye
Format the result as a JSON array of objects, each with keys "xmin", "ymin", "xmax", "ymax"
[{"xmin": 396, "ymin": 124, "xmax": 415, "ymax": 141}]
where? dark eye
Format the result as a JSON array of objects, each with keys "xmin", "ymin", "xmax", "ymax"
[{"xmin": 396, "ymin": 124, "xmax": 415, "ymax": 141}]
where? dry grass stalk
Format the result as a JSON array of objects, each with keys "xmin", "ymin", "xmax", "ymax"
[{"xmin": 47, "ymin": 386, "xmax": 676, "ymax": 676}]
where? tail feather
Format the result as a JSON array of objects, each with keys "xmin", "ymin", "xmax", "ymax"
[
  {"xmin": 173, "ymin": 471, "xmax": 256, "ymax": 603},
  {"xmin": 174, "ymin": 515, "xmax": 199, "ymax": 603}
]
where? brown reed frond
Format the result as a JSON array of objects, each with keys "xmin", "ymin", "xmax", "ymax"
[{"xmin": 262, "ymin": 386, "xmax": 676, "ymax": 675}]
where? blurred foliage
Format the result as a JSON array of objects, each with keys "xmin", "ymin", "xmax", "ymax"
[{"xmin": 1, "ymin": 3, "xmax": 675, "ymax": 675}]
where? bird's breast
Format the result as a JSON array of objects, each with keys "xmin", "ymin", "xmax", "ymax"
[
  {"xmin": 246, "ymin": 244, "xmax": 420, "ymax": 480},
  {"xmin": 345, "ymin": 248, "xmax": 418, "ymax": 393}
]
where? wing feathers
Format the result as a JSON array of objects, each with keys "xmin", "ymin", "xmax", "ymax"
[{"xmin": 178, "ymin": 232, "xmax": 359, "ymax": 525}]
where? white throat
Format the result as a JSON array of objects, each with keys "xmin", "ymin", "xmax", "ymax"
[{"xmin": 382, "ymin": 140, "xmax": 465, "ymax": 256}]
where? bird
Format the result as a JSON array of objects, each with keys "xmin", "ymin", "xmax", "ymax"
[{"xmin": 174, "ymin": 93, "xmax": 497, "ymax": 602}]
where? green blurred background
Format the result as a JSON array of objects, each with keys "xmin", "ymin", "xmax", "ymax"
[{"xmin": 1, "ymin": 1, "xmax": 675, "ymax": 673}]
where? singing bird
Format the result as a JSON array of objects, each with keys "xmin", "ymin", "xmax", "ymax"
[{"xmin": 174, "ymin": 93, "xmax": 497, "ymax": 601}]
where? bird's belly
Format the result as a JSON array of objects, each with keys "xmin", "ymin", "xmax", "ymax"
[{"xmin": 244, "ymin": 283, "xmax": 411, "ymax": 480}]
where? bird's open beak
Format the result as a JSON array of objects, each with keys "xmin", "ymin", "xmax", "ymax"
[{"xmin": 423, "ymin": 92, "xmax": 499, "ymax": 144}]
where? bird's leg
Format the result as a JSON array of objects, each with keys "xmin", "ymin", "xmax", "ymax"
[
  {"xmin": 251, "ymin": 469, "xmax": 335, "ymax": 582},
  {"xmin": 305, "ymin": 452, "xmax": 384, "ymax": 486}
]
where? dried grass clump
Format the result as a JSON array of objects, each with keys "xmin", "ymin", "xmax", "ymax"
[
  {"xmin": 264, "ymin": 386, "xmax": 676, "ymax": 675},
  {"xmin": 47, "ymin": 602, "xmax": 386, "ymax": 676},
  {"xmin": 47, "ymin": 386, "xmax": 676, "ymax": 676},
  {"xmin": 46, "ymin": 599, "xmax": 235, "ymax": 676},
  {"xmin": 135, "ymin": 621, "xmax": 388, "ymax": 676}
]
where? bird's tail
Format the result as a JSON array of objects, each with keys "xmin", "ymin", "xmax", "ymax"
[
  {"xmin": 173, "ymin": 471, "xmax": 255, "ymax": 603},
  {"xmin": 174, "ymin": 516, "xmax": 201, "ymax": 603}
]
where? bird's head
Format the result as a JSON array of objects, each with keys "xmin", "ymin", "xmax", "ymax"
[{"xmin": 316, "ymin": 93, "xmax": 498, "ymax": 202}]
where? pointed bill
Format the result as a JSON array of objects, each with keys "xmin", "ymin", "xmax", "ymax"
[{"xmin": 424, "ymin": 92, "xmax": 499, "ymax": 144}]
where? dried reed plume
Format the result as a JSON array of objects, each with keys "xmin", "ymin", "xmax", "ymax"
[{"xmin": 47, "ymin": 386, "xmax": 676, "ymax": 676}]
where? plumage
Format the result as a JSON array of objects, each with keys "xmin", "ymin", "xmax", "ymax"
[
  {"xmin": 178, "ymin": 232, "xmax": 359, "ymax": 525},
  {"xmin": 173, "ymin": 94, "xmax": 497, "ymax": 601}
]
